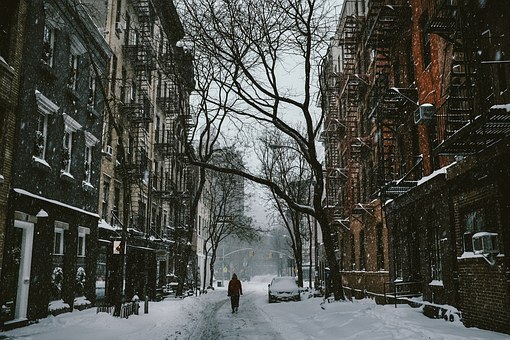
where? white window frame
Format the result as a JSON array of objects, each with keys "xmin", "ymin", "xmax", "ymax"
[
  {"xmin": 77, "ymin": 226, "xmax": 90, "ymax": 257},
  {"xmin": 36, "ymin": 111, "xmax": 48, "ymax": 159},
  {"xmin": 53, "ymin": 221, "xmax": 68, "ymax": 255},
  {"xmin": 69, "ymin": 53, "xmax": 79, "ymax": 90},
  {"xmin": 84, "ymin": 131, "xmax": 99, "ymax": 183},
  {"xmin": 88, "ymin": 66, "xmax": 97, "ymax": 108},
  {"xmin": 53, "ymin": 227, "xmax": 64, "ymax": 255},
  {"xmin": 42, "ymin": 24, "xmax": 55, "ymax": 66},
  {"xmin": 62, "ymin": 113, "xmax": 82, "ymax": 173},
  {"xmin": 34, "ymin": 90, "xmax": 59, "ymax": 160},
  {"xmin": 68, "ymin": 35, "xmax": 86, "ymax": 91},
  {"xmin": 62, "ymin": 131, "xmax": 72, "ymax": 172}
]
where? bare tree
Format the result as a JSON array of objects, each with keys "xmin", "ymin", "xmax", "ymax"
[
  {"xmin": 180, "ymin": 0, "xmax": 344, "ymax": 299},
  {"xmin": 259, "ymin": 130, "xmax": 312, "ymax": 288}
]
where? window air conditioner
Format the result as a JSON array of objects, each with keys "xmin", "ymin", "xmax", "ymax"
[
  {"xmin": 415, "ymin": 103, "xmax": 435, "ymax": 124},
  {"xmin": 104, "ymin": 145, "xmax": 113, "ymax": 157},
  {"xmin": 115, "ymin": 22, "xmax": 125, "ymax": 34},
  {"xmin": 472, "ymin": 232, "xmax": 499, "ymax": 255}
]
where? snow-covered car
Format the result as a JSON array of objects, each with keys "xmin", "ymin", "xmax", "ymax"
[{"xmin": 268, "ymin": 277, "xmax": 300, "ymax": 303}]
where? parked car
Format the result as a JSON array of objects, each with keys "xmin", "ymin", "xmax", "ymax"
[{"xmin": 268, "ymin": 276, "xmax": 300, "ymax": 303}]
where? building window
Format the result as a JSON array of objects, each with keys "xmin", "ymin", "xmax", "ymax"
[
  {"xmin": 68, "ymin": 53, "xmax": 79, "ymax": 90},
  {"xmin": 84, "ymin": 131, "xmax": 99, "ymax": 184},
  {"xmin": 88, "ymin": 67, "xmax": 97, "ymax": 108},
  {"xmin": 113, "ymin": 185, "xmax": 120, "ymax": 217},
  {"xmin": 359, "ymin": 230, "xmax": 366, "ymax": 271},
  {"xmin": 420, "ymin": 13, "xmax": 431, "ymax": 69},
  {"xmin": 34, "ymin": 91, "xmax": 59, "ymax": 161},
  {"xmin": 35, "ymin": 111, "xmax": 48, "ymax": 159},
  {"xmin": 77, "ymin": 227, "xmax": 90, "ymax": 257},
  {"xmin": 102, "ymin": 177, "xmax": 110, "ymax": 220},
  {"xmin": 62, "ymin": 131, "xmax": 73, "ymax": 172},
  {"xmin": 84, "ymin": 145, "xmax": 92, "ymax": 183},
  {"xmin": 376, "ymin": 223, "xmax": 384, "ymax": 270},
  {"xmin": 430, "ymin": 225, "xmax": 442, "ymax": 281},
  {"xmin": 62, "ymin": 114, "xmax": 82, "ymax": 174},
  {"xmin": 110, "ymin": 55, "xmax": 117, "ymax": 95},
  {"xmin": 42, "ymin": 24, "xmax": 55, "ymax": 66},
  {"xmin": 120, "ymin": 67, "xmax": 126, "ymax": 102},
  {"xmin": 462, "ymin": 206, "xmax": 498, "ymax": 253},
  {"xmin": 53, "ymin": 228, "xmax": 64, "ymax": 255},
  {"xmin": 0, "ymin": 1, "xmax": 17, "ymax": 62}
]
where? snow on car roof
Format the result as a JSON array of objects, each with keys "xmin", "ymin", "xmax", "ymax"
[{"xmin": 270, "ymin": 277, "xmax": 298, "ymax": 290}]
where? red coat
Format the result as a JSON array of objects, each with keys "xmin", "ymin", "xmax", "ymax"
[{"xmin": 228, "ymin": 277, "xmax": 243, "ymax": 296}]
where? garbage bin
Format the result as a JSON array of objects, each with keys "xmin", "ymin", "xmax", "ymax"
[{"xmin": 217, "ymin": 281, "xmax": 222, "ymax": 287}]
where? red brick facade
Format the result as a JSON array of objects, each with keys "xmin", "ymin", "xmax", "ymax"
[{"xmin": 321, "ymin": 0, "xmax": 510, "ymax": 334}]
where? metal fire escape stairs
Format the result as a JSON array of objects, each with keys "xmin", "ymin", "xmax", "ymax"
[
  {"xmin": 365, "ymin": 1, "xmax": 417, "ymax": 199},
  {"xmin": 427, "ymin": 0, "xmax": 510, "ymax": 155},
  {"xmin": 337, "ymin": 1, "xmax": 364, "ymax": 217}
]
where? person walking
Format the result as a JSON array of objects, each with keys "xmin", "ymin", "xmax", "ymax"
[{"xmin": 227, "ymin": 273, "xmax": 243, "ymax": 313}]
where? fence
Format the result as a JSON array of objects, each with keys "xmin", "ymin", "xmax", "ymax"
[
  {"xmin": 383, "ymin": 281, "xmax": 422, "ymax": 307},
  {"xmin": 96, "ymin": 301, "xmax": 140, "ymax": 318}
]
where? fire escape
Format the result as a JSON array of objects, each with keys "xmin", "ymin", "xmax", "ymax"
[
  {"xmin": 337, "ymin": 0, "xmax": 364, "ymax": 217},
  {"xmin": 321, "ymin": 53, "xmax": 346, "ymax": 227},
  {"xmin": 153, "ymin": 46, "xmax": 196, "ymax": 243},
  {"xmin": 119, "ymin": 0, "xmax": 156, "ymax": 234},
  {"xmin": 364, "ymin": 0, "xmax": 417, "ymax": 199},
  {"xmin": 428, "ymin": 0, "xmax": 510, "ymax": 155}
]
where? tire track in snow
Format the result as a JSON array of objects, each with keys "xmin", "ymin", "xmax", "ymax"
[
  {"xmin": 187, "ymin": 291, "xmax": 284, "ymax": 340},
  {"xmin": 186, "ymin": 297, "xmax": 228, "ymax": 339}
]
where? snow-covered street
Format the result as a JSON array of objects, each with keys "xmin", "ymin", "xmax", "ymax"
[{"xmin": 1, "ymin": 276, "xmax": 508, "ymax": 340}]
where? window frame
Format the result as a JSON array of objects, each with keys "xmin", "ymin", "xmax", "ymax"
[
  {"xmin": 68, "ymin": 53, "xmax": 79, "ymax": 90},
  {"xmin": 53, "ymin": 227, "xmax": 65, "ymax": 255},
  {"xmin": 88, "ymin": 66, "xmax": 97, "ymax": 108},
  {"xmin": 83, "ymin": 131, "xmax": 99, "ymax": 184},
  {"xmin": 77, "ymin": 226, "xmax": 90, "ymax": 257},
  {"xmin": 62, "ymin": 113, "xmax": 82, "ymax": 174},
  {"xmin": 34, "ymin": 91, "xmax": 59, "ymax": 160},
  {"xmin": 42, "ymin": 24, "xmax": 56, "ymax": 67}
]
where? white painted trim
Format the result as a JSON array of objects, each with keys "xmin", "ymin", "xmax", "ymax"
[{"xmin": 35, "ymin": 90, "xmax": 59, "ymax": 115}]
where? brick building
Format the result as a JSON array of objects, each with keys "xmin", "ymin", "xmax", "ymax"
[
  {"xmin": 0, "ymin": 0, "xmax": 112, "ymax": 329},
  {"xmin": 322, "ymin": 0, "xmax": 510, "ymax": 333},
  {"xmin": 81, "ymin": 0, "xmax": 195, "ymax": 304},
  {"xmin": 0, "ymin": 1, "xmax": 26, "ymax": 285}
]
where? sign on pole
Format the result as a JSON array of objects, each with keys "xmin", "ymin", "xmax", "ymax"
[{"xmin": 113, "ymin": 240, "xmax": 123, "ymax": 254}]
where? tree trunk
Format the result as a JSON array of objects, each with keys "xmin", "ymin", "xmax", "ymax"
[
  {"xmin": 296, "ymin": 239, "xmax": 303, "ymax": 287},
  {"xmin": 209, "ymin": 256, "xmax": 216, "ymax": 288},
  {"xmin": 176, "ymin": 167, "xmax": 206, "ymax": 296},
  {"xmin": 313, "ymin": 163, "xmax": 344, "ymax": 300},
  {"xmin": 319, "ymin": 217, "xmax": 343, "ymax": 300},
  {"xmin": 202, "ymin": 247, "xmax": 209, "ymax": 291}
]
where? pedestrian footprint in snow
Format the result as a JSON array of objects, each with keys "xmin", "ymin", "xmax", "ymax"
[{"xmin": 227, "ymin": 273, "xmax": 243, "ymax": 313}]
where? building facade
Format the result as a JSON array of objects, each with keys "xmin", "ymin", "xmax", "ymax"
[
  {"xmin": 321, "ymin": 0, "xmax": 510, "ymax": 333},
  {"xmin": 0, "ymin": 0, "xmax": 197, "ymax": 329},
  {"xmin": 82, "ymin": 0, "xmax": 195, "ymax": 303},
  {"xmin": 0, "ymin": 0, "xmax": 26, "ymax": 287},
  {"xmin": 0, "ymin": 0, "xmax": 112, "ymax": 329}
]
